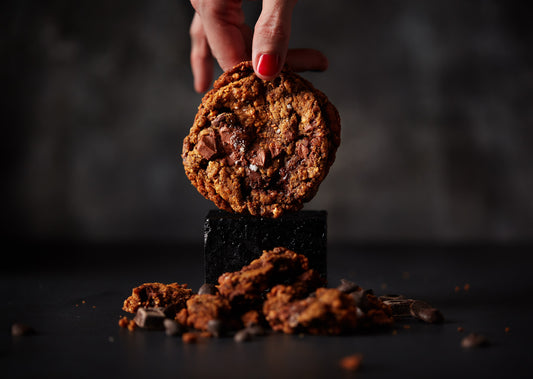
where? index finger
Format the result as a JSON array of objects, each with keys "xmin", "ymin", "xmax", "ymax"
[{"xmin": 192, "ymin": 0, "xmax": 249, "ymax": 71}]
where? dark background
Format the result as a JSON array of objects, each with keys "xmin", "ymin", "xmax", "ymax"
[{"xmin": 3, "ymin": 0, "xmax": 532, "ymax": 246}]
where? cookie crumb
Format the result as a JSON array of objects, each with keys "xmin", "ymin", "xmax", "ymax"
[
  {"xmin": 457, "ymin": 326, "xmax": 464, "ymax": 332},
  {"xmin": 182, "ymin": 332, "xmax": 199, "ymax": 344},
  {"xmin": 504, "ymin": 326, "xmax": 510, "ymax": 333},
  {"xmin": 464, "ymin": 283, "xmax": 470, "ymax": 291},
  {"xmin": 118, "ymin": 316, "xmax": 129, "ymax": 328},
  {"xmin": 339, "ymin": 353, "xmax": 363, "ymax": 372},
  {"xmin": 127, "ymin": 320, "xmax": 137, "ymax": 332}
]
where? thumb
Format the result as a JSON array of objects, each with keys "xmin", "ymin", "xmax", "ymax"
[{"xmin": 252, "ymin": 0, "xmax": 298, "ymax": 80}]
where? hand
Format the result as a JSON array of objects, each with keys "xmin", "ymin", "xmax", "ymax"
[{"xmin": 190, "ymin": 0, "xmax": 328, "ymax": 93}]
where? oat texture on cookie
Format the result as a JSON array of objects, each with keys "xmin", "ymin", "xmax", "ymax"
[{"xmin": 182, "ymin": 61, "xmax": 341, "ymax": 218}]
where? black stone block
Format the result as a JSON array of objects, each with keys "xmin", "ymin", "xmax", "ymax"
[{"xmin": 204, "ymin": 210, "xmax": 327, "ymax": 284}]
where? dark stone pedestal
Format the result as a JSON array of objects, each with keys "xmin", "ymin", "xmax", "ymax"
[{"xmin": 204, "ymin": 210, "xmax": 327, "ymax": 284}]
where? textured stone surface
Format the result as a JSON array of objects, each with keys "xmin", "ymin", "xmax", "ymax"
[{"xmin": 204, "ymin": 210, "xmax": 327, "ymax": 284}]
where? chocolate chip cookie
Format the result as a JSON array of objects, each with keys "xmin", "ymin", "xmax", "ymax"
[{"xmin": 182, "ymin": 61, "xmax": 341, "ymax": 218}]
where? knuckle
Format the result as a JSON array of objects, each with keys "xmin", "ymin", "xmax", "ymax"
[
  {"xmin": 189, "ymin": 0, "xmax": 204, "ymax": 12},
  {"xmin": 255, "ymin": 22, "xmax": 289, "ymax": 42}
]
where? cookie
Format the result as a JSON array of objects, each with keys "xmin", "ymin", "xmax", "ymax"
[{"xmin": 182, "ymin": 61, "xmax": 341, "ymax": 218}]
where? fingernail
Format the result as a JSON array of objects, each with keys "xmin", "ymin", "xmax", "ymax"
[{"xmin": 257, "ymin": 53, "xmax": 279, "ymax": 78}]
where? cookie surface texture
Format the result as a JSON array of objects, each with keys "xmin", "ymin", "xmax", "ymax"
[{"xmin": 182, "ymin": 61, "xmax": 341, "ymax": 218}]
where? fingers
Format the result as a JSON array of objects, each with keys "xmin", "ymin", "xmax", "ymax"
[
  {"xmin": 190, "ymin": 13, "xmax": 213, "ymax": 93},
  {"xmin": 286, "ymin": 48, "xmax": 328, "ymax": 72},
  {"xmin": 252, "ymin": 0, "xmax": 298, "ymax": 80},
  {"xmin": 191, "ymin": 0, "xmax": 249, "ymax": 72},
  {"xmin": 189, "ymin": 0, "xmax": 327, "ymax": 92}
]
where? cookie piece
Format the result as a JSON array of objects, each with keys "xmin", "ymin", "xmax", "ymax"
[
  {"xmin": 180, "ymin": 294, "xmax": 234, "ymax": 331},
  {"xmin": 182, "ymin": 61, "xmax": 341, "ymax": 218},
  {"xmin": 122, "ymin": 282, "xmax": 192, "ymax": 316},
  {"xmin": 264, "ymin": 287, "xmax": 359, "ymax": 335},
  {"xmin": 217, "ymin": 247, "xmax": 312, "ymax": 306}
]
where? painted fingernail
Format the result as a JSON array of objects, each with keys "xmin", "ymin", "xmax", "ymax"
[{"xmin": 257, "ymin": 53, "xmax": 279, "ymax": 77}]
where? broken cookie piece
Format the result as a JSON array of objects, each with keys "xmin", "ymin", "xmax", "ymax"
[
  {"xmin": 122, "ymin": 282, "xmax": 192, "ymax": 317},
  {"xmin": 217, "ymin": 247, "xmax": 312, "ymax": 306}
]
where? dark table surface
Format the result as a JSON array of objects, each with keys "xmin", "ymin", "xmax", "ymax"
[{"xmin": 2, "ymin": 242, "xmax": 532, "ymax": 378}]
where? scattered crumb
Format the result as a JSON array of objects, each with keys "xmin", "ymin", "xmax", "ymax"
[
  {"xmin": 392, "ymin": 330, "xmax": 398, "ymax": 335},
  {"xmin": 108, "ymin": 336, "xmax": 115, "ymax": 343},
  {"xmin": 82, "ymin": 300, "xmax": 86, "ymax": 304},
  {"xmin": 118, "ymin": 317, "xmax": 129, "ymax": 328},
  {"xmin": 457, "ymin": 326, "xmax": 464, "ymax": 332},
  {"xmin": 92, "ymin": 305, "xmax": 97, "ymax": 309},
  {"xmin": 339, "ymin": 353, "xmax": 363, "ymax": 372},
  {"xmin": 454, "ymin": 286, "xmax": 461, "ymax": 293},
  {"xmin": 127, "ymin": 320, "xmax": 136, "ymax": 332},
  {"xmin": 403, "ymin": 325, "xmax": 411, "ymax": 329},
  {"xmin": 381, "ymin": 283, "xmax": 388, "ymax": 290},
  {"xmin": 182, "ymin": 332, "xmax": 199, "ymax": 344},
  {"xmin": 504, "ymin": 327, "xmax": 510, "ymax": 333},
  {"xmin": 402, "ymin": 272, "xmax": 410, "ymax": 280},
  {"xmin": 463, "ymin": 283, "xmax": 470, "ymax": 291}
]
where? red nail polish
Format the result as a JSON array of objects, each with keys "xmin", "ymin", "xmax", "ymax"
[{"xmin": 257, "ymin": 53, "xmax": 279, "ymax": 77}]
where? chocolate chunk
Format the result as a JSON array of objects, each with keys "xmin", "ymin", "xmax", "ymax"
[
  {"xmin": 461, "ymin": 333, "xmax": 490, "ymax": 348},
  {"xmin": 249, "ymin": 145, "xmax": 267, "ymax": 167},
  {"xmin": 197, "ymin": 130, "xmax": 218, "ymax": 160},
  {"xmin": 218, "ymin": 122, "xmax": 250, "ymax": 154},
  {"xmin": 164, "ymin": 319, "xmax": 184, "ymax": 336},
  {"xmin": 206, "ymin": 319, "xmax": 224, "ymax": 338},
  {"xmin": 379, "ymin": 295, "xmax": 413, "ymax": 318},
  {"xmin": 198, "ymin": 283, "xmax": 218, "ymax": 296},
  {"xmin": 211, "ymin": 112, "xmax": 237, "ymax": 129},
  {"xmin": 349, "ymin": 288, "xmax": 373, "ymax": 311},
  {"xmin": 133, "ymin": 307, "xmax": 166, "ymax": 330},
  {"xmin": 383, "ymin": 299, "xmax": 414, "ymax": 318},
  {"xmin": 410, "ymin": 300, "xmax": 444, "ymax": 324},
  {"xmin": 296, "ymin": 138, "xmax": 310, "ymax": 159},
  {"xmin": 337, "ymin": 279, "xmax": 360, "ymax": 294},
  {"xmin": 269, "ymin": 141, "xmax": 282, "ymax": 158},
  {"xmin": 11, "ymin": 323, "xmax": 36, "ymax": 336},
  {"xmin": 234, "ymin": 328, "xmax": 253, "ymax": 343},
  {"xmin": 379, "ymin": 294, "xmax": 406, "ymax": 301},
  {"xmin": 218, "ymin": 126, "xmax": 234, "ymax": 150}
]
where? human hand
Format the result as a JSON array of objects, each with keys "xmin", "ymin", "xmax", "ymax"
[{"xmin": 189, "ymin": 0, "xmax": 328, "ymax": 93}]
